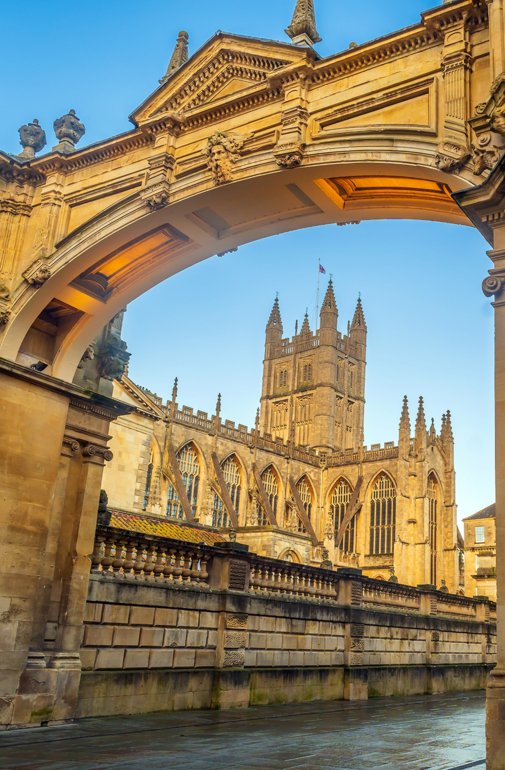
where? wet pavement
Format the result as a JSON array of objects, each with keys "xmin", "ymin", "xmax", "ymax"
[{"xmin": 0, "ymin": 691, "xmax": 486, "ymax": 770}]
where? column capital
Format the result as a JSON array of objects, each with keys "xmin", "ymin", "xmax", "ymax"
[{"xmin": 82, "ymin": 444, "xmax": 113, "ymax": 462}]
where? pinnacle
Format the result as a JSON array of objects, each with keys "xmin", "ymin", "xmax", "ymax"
[
  {"xmin": 415, "ymin": 396, "xmax": 426, "ymax": 432},
  {"xmin": 399, "ymin": 395, "xmax": 411, "ymax": 431},
  {"xmin": 351, "ymin": 295, "xmax": 366, "ymax": 330},
  {"xmin": 301, "ymin": 311, "xmax": 311, "ymax": 335},
  {"xmin": 267, "ymin": 295, "xmax": 283, "ymax": 331},
  {"xmin": 160, "ymin": 31, "xmax": 189, "ymax": 84},
  {"xmin": 321, "ymin": 279, "xmax": 337, "ymax": 313},
  {"xmin": 285, "ymin": 0, "xmax": 322, "ymax": 47}
]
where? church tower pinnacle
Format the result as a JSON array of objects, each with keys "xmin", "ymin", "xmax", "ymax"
[
  {"xmin": 285, "ymin": 0, "xmax": 322, "ymax": 47},
  {"xmin": 320, "ymin": 279, "xmax": 338, "ymax": 346},
  {"xmin": 399, "ymin": 395, "xmax": 411, "ymax": 456},
  {"xmin": 160, "ymin": 31, "xmax": 189, "ymax": 84}
]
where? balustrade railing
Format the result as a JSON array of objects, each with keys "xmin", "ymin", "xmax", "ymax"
[
  {"xmin": 249, "ymin": 556, "xmax": 339, "ymax": 602},
  {"xmin": 362, "ymin": 580, "xmax": 421, "ymax": 612},
  {"xmin": 91, "ymin": 527, "xmax": 212, "ymax": 588}
]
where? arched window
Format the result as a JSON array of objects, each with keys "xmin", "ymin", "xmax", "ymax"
[
  {"xmin": 296, "ymin": 476, "xmax": 313, "ymax": 533},
  {"xmin": 369, "ymin": 473, "xmax": 396, "ymax": 555},
  {"xmin": 166, "ymin": 443, "xmax": 200, "ymax": 520},
  {"xmin": 301, "ymin": 362, "xmax": 313, "ymax": 383},
  {"xmin": 278, "ymin": 369, "xmax": 288, "ymax": 388},
  {"xmin": 212, "ymin": 456, "xmax": 242, "ymax": 529},
  {"xmin": 427, "ymin": 473, "xmax": 439, "ymax": 586},
  {"xmin": 257, "ymin": 466, "xmax": 279, "ymax": 526},
  {"xmin": 330, "ymin": 478, "xmax": 355, "ymax": 553},
  {"xmin": 143, "ymin": 455, "xmax": 153, "ymax": 511}
]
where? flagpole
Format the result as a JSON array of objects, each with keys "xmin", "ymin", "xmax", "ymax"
[{"xmin": 316, "ymin": 258, "xmax": 321, "ymax": 331}]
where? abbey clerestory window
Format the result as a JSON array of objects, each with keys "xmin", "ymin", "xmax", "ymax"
[
  {"xmin": 257, "ymin": 466, "xmax": 279, "ymax": 526},
  {"xmin": 427, "ymin": 473, "xmax": 439, "ymax": 586},
  {"xmin": 330, "ymin": 478, "xmax": 355, "ymax": 553},
  {"xmin": 296, "ymin": 476, "xmax": 313, "ymax": 533},
  {"xmin": 212, "ymin": 455, "xmax": 242, "ymax": 528},
  {"xmin": 166, "ymin": 443, "xmax": 200, "ymax": 520},
  {"xmin": 369, "ymin": 473, "xmax": 396, "ymax": 555}
]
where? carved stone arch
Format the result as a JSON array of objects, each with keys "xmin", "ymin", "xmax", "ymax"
[
  {"xmin": 278, "ymin": 548, "xmax": 302, "ymax": 564},
  {"xmin": 259, "ymin": 461, "xmax": 283, "ymax": 495},
  {"xmin": 173, "ymin": 438, "xmax": 207, "ymax": 475},
  {"xmin": 365, "ymin": 469, "xmax": 397, "ymax": 499},
  {"xmin": 295, "ymin": 472, "xmax": 317, "ymax": 501},
  {"xmin": 325, "ymin": 474, "xmax": 354, "ymax": 504}
]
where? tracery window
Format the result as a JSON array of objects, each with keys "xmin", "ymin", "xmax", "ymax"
[
  {"xmin": 256, "ymin": 466, "xmax": 279, "ymax": 526},
  {"xmin": 427, "ymin": 473, "xmax": 439, "ymax": 586},
  {"xmin": 296, "ymin": 396, "xmax": 312, "ymax": 446},
  {"xmin": 369, "ymin": 473, "xmax": 396, "ymax": 555},
  {"xmin": 166, "ymin": 443, "xmax": 200, "ymax": 520},
  {"xmin": 278, "ymin": 369, "xmax": 289, "ymax": 388},
  {"xmin": 296, "ymin": 476, "xmax": 313, "ymax": 533},
  {"xmin": 301, "ymin": 362, "xmax": 313, "ymax": 383},
  {"xmin": 212, "ymin": 456, "xmax": 242, "ymax": 528},
  {"xmin": 330, "ymin": 478, "xmax": 355, "ymax": 553}
]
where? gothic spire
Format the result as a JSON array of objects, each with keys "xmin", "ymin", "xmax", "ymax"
[
  {"xmin": 429, "ymin": 417, "xmax": 436, "ymax": 443},
  {"xmin": 285, "ymin": 0, "xmax": 322, "ymax": 47},
  {"xmin": 321, "ymin": 278, "xmax": 337, "ymax": 312},
  {"xmin": 399, "ymin": 395, "xmax": 411, "ymax": 434},
  {"xmin": 445, "ymin": 410, "xmax": 454, "ymax": 442},
  {"xmin": 216, "ymin": 393, "xmax": 222, "ymax": 418},
  {"xmin": 171, "ymin": 376, "xmax": 178, "ymax": 404},
  {"xmin": 300, "ymin": 310, "xmax": 311, "ymax": 335},
  {"xmin": 160, "ymin": 31, "xmax": 189, "ymax": 84},
  {"xmin": 415, "ymin": 396, "xmax": 427, "ymax": 434},
  {"xmin": 351, "ymin": 296, "xmax": 367, "ymax": 330},
  {"xmin": 266, "ymin": 295, "xmax": 283, "ymax": 332}
]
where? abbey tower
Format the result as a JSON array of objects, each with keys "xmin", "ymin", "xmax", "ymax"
[{"xmin": 260, "ymin": 281, "xmax": 366, "ymax": 452}]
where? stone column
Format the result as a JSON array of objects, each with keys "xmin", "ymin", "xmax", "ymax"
[{"xmin": 484, "ymin": 246, "xmax": 505, "ymax": 769}]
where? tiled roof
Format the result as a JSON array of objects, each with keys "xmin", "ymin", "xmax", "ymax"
[
  {"xmin": 108, "ymin": 510, "xmax": 226, "ymax": 545},
  {"xmin": 463, "ymin": 503, "xmax": 496, "ymax": 521}
]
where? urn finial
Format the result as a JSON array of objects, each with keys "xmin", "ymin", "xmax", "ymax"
[
  {"xmin": 286, "ymin": 0, "xmax": 321, "ymax": 47},
  {"xmin": 18, "ymin": 119, "xmax": 46, "ymax": 159},
  {"xmin": 53, "ymin": 109, "xmax": 85, "ymax": 154}
]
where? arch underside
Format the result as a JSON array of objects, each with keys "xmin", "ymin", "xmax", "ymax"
[{"xmin": 4, "ymin": 155, "xmax": 475, "ymax": 382}]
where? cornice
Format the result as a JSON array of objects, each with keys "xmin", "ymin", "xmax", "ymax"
[{"xmin": 0, "ymin": 152, "xmax": 45, "ymax": 185}]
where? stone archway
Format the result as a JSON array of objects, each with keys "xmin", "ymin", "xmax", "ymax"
[{"xmin": 1, "ymin": 2, "xmax": 505, "ymax": 765}]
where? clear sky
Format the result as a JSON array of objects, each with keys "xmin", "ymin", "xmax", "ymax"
[{"xmin": 0, "ymin": 1, "xmax": 495, "ymax": 523}]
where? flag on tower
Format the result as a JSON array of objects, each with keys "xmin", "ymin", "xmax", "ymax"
[{"xmin": 319, "ymin": 263, "xmax": 326, "ymax": 274}]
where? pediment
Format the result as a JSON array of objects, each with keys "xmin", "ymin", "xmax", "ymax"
[{"xmin": 131, "ymin": 34, "xmax": 308, "ymax": 125}]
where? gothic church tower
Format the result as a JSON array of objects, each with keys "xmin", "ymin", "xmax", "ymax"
[{"xmin": 260, "ymin": 282, "xmax": 366, "ymax": 452}]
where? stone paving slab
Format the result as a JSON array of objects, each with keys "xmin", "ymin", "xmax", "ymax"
[{"xmin": 0, "ymin": 692, "xmax": 485, "ymax": 770}]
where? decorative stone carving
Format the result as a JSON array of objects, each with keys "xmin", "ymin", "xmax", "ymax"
[
  {"xmin": 18, "ymin": 119, "xmax": 46, "ymax": 160},
  {"xmin": 53, "ymin": 109, "xmax": 85, "ymax": 154},
  {"xmin": 0, "ymin": 282, "xmax": 10, "ymax": 300},
  {"xmin": 225, "ymin": 613, "xmax": 248, "ymax": 630},
  {"xmin": 63, "ymin": 437, "xmax": 80, "ymax": 453},
  {"xmin": 82, "ymin": 444, "xmax": 114, "ymax": 462},
  {"xmin": 435, "ymin": 140, "xmax": 470, "ymax": 172},
  {"xmin": 223, "ymin": 650, "xmax": 245, "ymax": 668},
  {"xmin": 96, "ymin": 337, "xmax": 130, "ymax": 381},
  {"xmin": 224, "ymin": 631, "xmax": 248, "ymax": 649},
  {"xmin": 160, "ymin": 31, "xmax": 189, "ymax": 84},
  {"xmin": 0, "ymin": 309, "xmax": 11, "ymax": 326},
  {"xmin": 22, "ymin": 261, "xmax": 51, "ymax": 287},
  {"xmin": 285, "ymin": 0, "xmax": 321, "ymax": 46},
  {"xmin": 204, "ymin": 132, "xmax": 246, "ymax": 185},
  {"xmin": 145, "ymin": 190, "xmax": 170, "ymax": 211},
  {"xmin": 483, "ymin": 275, "xmax": 505, "ymax": 299},
  {"xmin": 274, "ymin": 144, "xmax": 304, "ymax": 168},
  {"xmin": 491, "ymin": 103, "xmax": 505, "ymax": 136},
  {"xmin": 472, "ymin": 133, "xmax": 503, "ymax": 175}
]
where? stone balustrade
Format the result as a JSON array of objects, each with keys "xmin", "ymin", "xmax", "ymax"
[
  {"xmin": 249, "ymin": 556, "xmax": 339, "ymax": 602},
  {"xmin": 91, "ymin": 529, "xmax": 212, "ymax": 588}
]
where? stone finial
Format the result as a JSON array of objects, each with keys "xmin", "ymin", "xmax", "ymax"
[
  {"xmin": 53, "ymin": 109, "xmax": 85, "ymax": 154},
  {"xmin": 300, "ymin": 310, "xmax": 311, "ymax": 335},
  {"xmin": 160, "ymin": 31, "xmax": 189, "ymax": 84},
  {"xmin": 171, "ymin": 376, "xmax": 179, "ymax": 404},
  {"xmin": 216, "ymin": 392, "xmax": 222, "ymax": 418},
  {"xmin": 399, "ymin": 395, "xmax": 411, "ymax": 434},
  {"xmin": 416, "ymin": 396, "xmax": 427, "ymax": 433},
  {"xmin": 351, "ymin": 296, "xmax": 366, "ymax": 331},
  {"xmin": 321, "ymin": 278, "xmax": 337, "ymax": 313},
  {"xmin": 286, "ymin": 0, "xmax": 321, "ymax": 47},
  {"xmin": 18, "ymin": 119, "xmax": 46, "ymax": 159},
  {"xmin": 255, "ymin": 407, "xmax": 260, "ymax": 433},
  {"xmin": 266, "ymin": 296, "xmax": 283, "ymax": 332}
]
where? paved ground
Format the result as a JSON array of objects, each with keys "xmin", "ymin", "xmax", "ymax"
[{"xmin": 0, "ymin": 691, "xmax": 486, "ymax": 770}]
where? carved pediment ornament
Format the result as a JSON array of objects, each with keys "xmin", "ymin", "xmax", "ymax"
[
  {"xmin": 22, "ymin": 260, "xmax": 51, "ymax": 287},
  {"xmin": 471, "ymin": 133, "xmax": 503, "ymax": 175},
  {"xmin": 204, "ymin": 131, "xmax": 246, "ymax": 185},
  {"xmin": 145, "ymin": 190, "xmax": 170, "ymax": 211},
  {"xmin": 435, "ymin": 140, "xmax": 470, "ymax": 172},
  {"xmin": 274, "ymin": 143, "xmax": 305, "ymax": 168}
]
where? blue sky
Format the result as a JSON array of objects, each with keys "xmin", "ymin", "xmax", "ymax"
[{"xmin": 1, "ymin": 1, "xmax": 495, "ymax": 522}]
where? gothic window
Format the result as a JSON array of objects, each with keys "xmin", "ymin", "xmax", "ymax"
[
  {"xmin": 278, "ymin": 369, "xmax": 289, "ymax": 388},
  {"xmin": 143, "ymin": 457, "xmax": 153, "ymax": 511},
  {"xmin": 296, "ymin": 476, "xmax": 313, "ymax": 533},
  {"xmin": 369, "ymin": 473, "xmax": 396, "ymax": 555},
  {"xmin": 272, "ymin": 401, "xmax": 288, "ymax": 440},
  {"xmin": 257, "ymin": 466, "xmax": 279, "ymax": 526},
  {"xmin": 211, "ymin": 495, "xmax": 229, "ymax": 528},
  {"xmin": 296, "ymin": 396, "xmax": 312, "ymax": 446},
  {"xmin": 166, "ymin": 443, "xmax": 200, "ymax": 520},
  {"xmin": 330, "ymin": 478, "xmax": 356, "ymax": 553},
  {"xmin": 427, "ymin": 473, "xmax": 439, "ymax": 586},
  {"xmin": 349, "ymin": 366, "xmax": 354, "ymax": 390},
  {"xmin": 301, "ymin": 362, "xmax": 313, "ymax": 383},
  {"xmin": 222, "ymin": 455, "xmax": 241, "ymax": 514}
]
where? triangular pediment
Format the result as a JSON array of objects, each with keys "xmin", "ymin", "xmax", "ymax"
[
  {"xmin": 131, "ymin": 34, "xmax": 310, "ymax": 125},
  {"xmin": 114, "ymin": 375, "xmax": 165, "ymax": 418}
]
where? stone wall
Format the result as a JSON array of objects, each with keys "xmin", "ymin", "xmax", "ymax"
[{"xmin": 78, "ymin": 526, "xmax": 496, "ymax": 718}]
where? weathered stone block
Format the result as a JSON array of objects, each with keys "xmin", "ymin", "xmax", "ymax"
[
  {"xmin": 140, "ymin": 627, "xmax": 165, "ymax": 647},
  {"xmin": 80, "ymin": 649, "xmax": 97, "ymax": 670},
  {"xmin": 124, "ymin": 650, "xmax": 150, "ymax": 669},
  {"xmin": 129, "ymin": 607, "xmax": 155, "ymax": 626},
  {"xmin": 164, "ymin": 628, "xmax": 187, "ymax": 648},
  {"xmin": 95, "ymin": 649, "xmax": 125, "ymax": 669},
  {"xmin": 102, "ymin": 604, "xmax": 130, "ymax": 625},
  {"xmin": 154, "ymin": 608, "xmax": 178, "ymax": 627},
  {"xmin": 113, "ymin": 627, "xmax": 141, "ymax": 647},
  {"xmin": 224, "ymin": 631, "xmax": 247, "ymax": 649},
  {"xmin": 199, "ymin": 611, "xmax": 219, "ymax": 629},
  {"xmin": 83, "ymin": 625, "xmax": 114, "ymax": 647},
  {"xmin": 178, "ymin": 610, "xmax": 200, "ymax": 628},
  {"xmin": 195, "ymin": 650, "xmax": 216, "ymax": 668},
  {"xmin": 149, "ymin": 649, "xmax": 174, "ymax": 668},
  {"xmin": 186, "ymin": 630, "xmax": 208, "ymax": 648},
  {"xmin": 84, "ymin": 603, "xmax": 103, "ymax": 623},
  {"xmin": 173, "ymin": 649, "xmax": 196, "ymax": 668}
]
